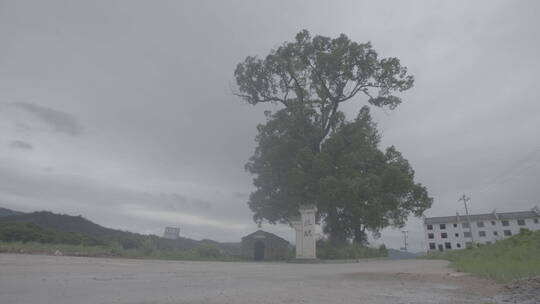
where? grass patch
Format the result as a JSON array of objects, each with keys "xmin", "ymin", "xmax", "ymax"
[
  {"xmin": 424, "ymin": 229, "xmax": 540, "ymax": 282},
  {"xmin": 0, "ymin": 240, "xmax": 240, "ymax": 261},
  {"xmin": 316, "ymin": 240, "xmax": 388, "ymax": 260}
]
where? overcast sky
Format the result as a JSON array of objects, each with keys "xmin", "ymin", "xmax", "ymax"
[{"xmin": 1, "ymin": 1, "xmax": 539, "ymax": 251}]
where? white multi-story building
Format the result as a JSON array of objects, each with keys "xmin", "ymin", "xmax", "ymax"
[{"xmin": 423, "ymin": 207, "xmax": 540, "ymax": 252}]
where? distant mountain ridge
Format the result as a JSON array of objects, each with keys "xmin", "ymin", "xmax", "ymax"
[
  {"xmin": 0, "ymin": 208, "xmax": 239, "ymax": 254},
  {"xmin": 0, "ymin": 207, "xmax": 25, "ymax": 218}
]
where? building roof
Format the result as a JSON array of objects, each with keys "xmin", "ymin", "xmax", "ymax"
[
  {"xmin": 424, "ymin": 209, "xmax": 540, "ymax": 225},
  {"xmin": 241, "ymin": 230, "xmax": 289, "ymax": 244},
  {"xmin": 498, "ymin": 211, "xmax": 539, "ymax": 220}
]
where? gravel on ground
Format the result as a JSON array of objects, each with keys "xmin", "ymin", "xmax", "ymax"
[
  {"xmin": 494, "ymin": 276, "xmax": 540, "ymax": 304},
  {"xmin": 0, "ymin": 254, "xmax": 504, "ymax": 304}
]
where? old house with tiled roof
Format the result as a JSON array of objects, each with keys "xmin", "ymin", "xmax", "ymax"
[{"xmin": 241, "ymin": 230, "xmax": 290, "ymax": 261}]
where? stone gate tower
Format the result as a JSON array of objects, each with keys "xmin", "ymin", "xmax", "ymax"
[{"xmin": 290, "ymin": 204, "xmax": 317, "ymax": 259}]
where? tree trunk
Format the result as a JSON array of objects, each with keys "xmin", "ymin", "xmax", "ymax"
[
  {"xmin": 324, "ymin": 207, "xmax": 348, "ymax": 246},
  {"xmin": 353, "ymin": 226, "xmax": 367, "ymax": 245}
]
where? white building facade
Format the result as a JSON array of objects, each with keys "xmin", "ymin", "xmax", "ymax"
[{"xmin": 423, "ymin": 207, "xmax": 540, "ymax": 252}]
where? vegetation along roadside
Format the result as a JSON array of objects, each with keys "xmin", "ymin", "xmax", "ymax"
[{"xmin": 424, "ymin": 229, "xmax": 540, "ymax": 283}]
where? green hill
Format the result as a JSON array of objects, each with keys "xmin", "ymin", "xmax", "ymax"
[
  {"xmin": 0, "ymin": 210, "xmax": 239, "ymax": 259},
  {"xmin": 0, "ymin": 211, "xmax": 186, "ymax": 249}
]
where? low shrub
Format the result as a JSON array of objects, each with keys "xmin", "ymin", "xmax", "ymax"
[{"xmin": 316, "ymin": 239, "xmax": 388, "ymax": 260}]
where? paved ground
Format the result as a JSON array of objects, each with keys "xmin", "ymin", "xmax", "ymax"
[{"xmin": 0, "ymin": 254, "xmax": 500, "ymax": 304}]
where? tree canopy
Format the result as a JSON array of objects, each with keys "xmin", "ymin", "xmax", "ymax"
[
  {"xmin": 235, "ymin": 30, "xmax": 414, "ymax": 147},
  {"xmin": 235, "ymin": 30, "xmax": 432, "ymax": 244}
]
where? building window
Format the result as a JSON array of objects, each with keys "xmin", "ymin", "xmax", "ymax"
[
  {"xmin": 441, "ymin": 233, "xmax": 448, "ymax": 239},
  {"xmin": 465, "ymin": 242, "xmax": 473, "ymax": 248},
  {"xmin": 486, "ymin": 241, "xmax": 492, "ymax": 244},
  {"xmin": 456, "ymin": 243, "xmax": 461, "ymax": 248},
  {"xmin": 454, "ymin": 233, "xmax": 459, "ymax": 237},
  {"xmin": 491, "ymin": 221, "xmax": 496, "ymax": 225},
  {"xmin": 444, "ymin": 242, "xmax": 452, "ymax": 249},
  {"xmin": 517, "ymin": 219, "xmax": 525, "ymax": 226},
  {"xmin": 477, "ymin": 221, "xmax": 484, "ymax": 228},
  {"xmin": 464, "ymin": 231, "xmax": 471, "ymax": 238},
  {"xmin": 428, "ymin": 233, "xmax": 434, "ymax": 239},
  {"xmin": 478, "ymin": 231, "xmax": 486, "ymax": 237},
  {"xmin": 502, "ymin": 220, "xmax": 509, "ymax": 227},
  {"xmin": 493, "ymin": 231, "xmax": 498, "ymax": 236},
  {"xmin": 462, "ymin": 222, "xmax": 469, "ymax": 228},
  {"xmin": 504, "ymin": 230, "xmax": 512, "ymax": 236},
  {"xmin": 427, "ymin": 224, "xmax": 433, "ymax": 230},
  {"xmin": 440, "ymin": 224, "xmax": 446, "ymax": 230},
  {"xmin": 534, "ymin": 218, "xmax": 539, "ymax": 224},
  {"xmin": 453, "ymin": 223, "xmax": 457, "ymax": 228},
  {"xmin": 429, "ymin": 243, "xmax": 436, "ymax": 250}
]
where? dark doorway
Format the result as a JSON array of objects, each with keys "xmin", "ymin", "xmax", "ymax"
[
  {"xmin": 438, "ymin": 244, "xmax": 444, "ymax": 252},
  {"xmin": 254, "ymin": 241, "xmax": 265, "ymax": 261}
]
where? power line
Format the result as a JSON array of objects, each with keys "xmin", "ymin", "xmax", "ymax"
[{"xmin": 473, "ymin": 147, "xmax": 540, "ymax": 195}]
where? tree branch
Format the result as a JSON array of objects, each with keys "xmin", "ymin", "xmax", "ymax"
[{"xmin": 287, "ymin": 66, "xmax": 305, "ymax": 104}]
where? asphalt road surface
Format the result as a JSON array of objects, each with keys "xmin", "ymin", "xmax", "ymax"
[{"xmin": 0, "ymin": 254, "xmax": 500, "ymax": 304}]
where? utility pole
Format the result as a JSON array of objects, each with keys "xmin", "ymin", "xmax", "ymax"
[
  {"xmin": 458, "ymin": 194, "xmax": 474, "ymax": 245},
  {"xmin": 401, "ymin": 230, "xmax": 408, "ymax": 251}
]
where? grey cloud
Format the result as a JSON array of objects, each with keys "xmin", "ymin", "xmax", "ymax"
[
  {"xmin": 153, "ymin": 194, "xmax": 214, "ymax": 212},
  {"xmin": 191, "ymin": 198, "xmax": 212, "ymax": 210},
  {"xmin": 0, "ymin": 166, "xmax": 255, "ymax": 240},
  {"xmin": 10, "ymin": 102, "xmax": 82, "ymax": 136},
  {"xmin": 9, "ymin": 140, "xmax": 33, "ymax": 150},
  {"xmin": 233, "ymin": 191, "xmax": 249, "ymax": 199}
]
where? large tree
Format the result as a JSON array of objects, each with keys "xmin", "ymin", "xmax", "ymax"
[{"xmin": 235, "ymin": 30, "xmax": 432, "ymax": 244}]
